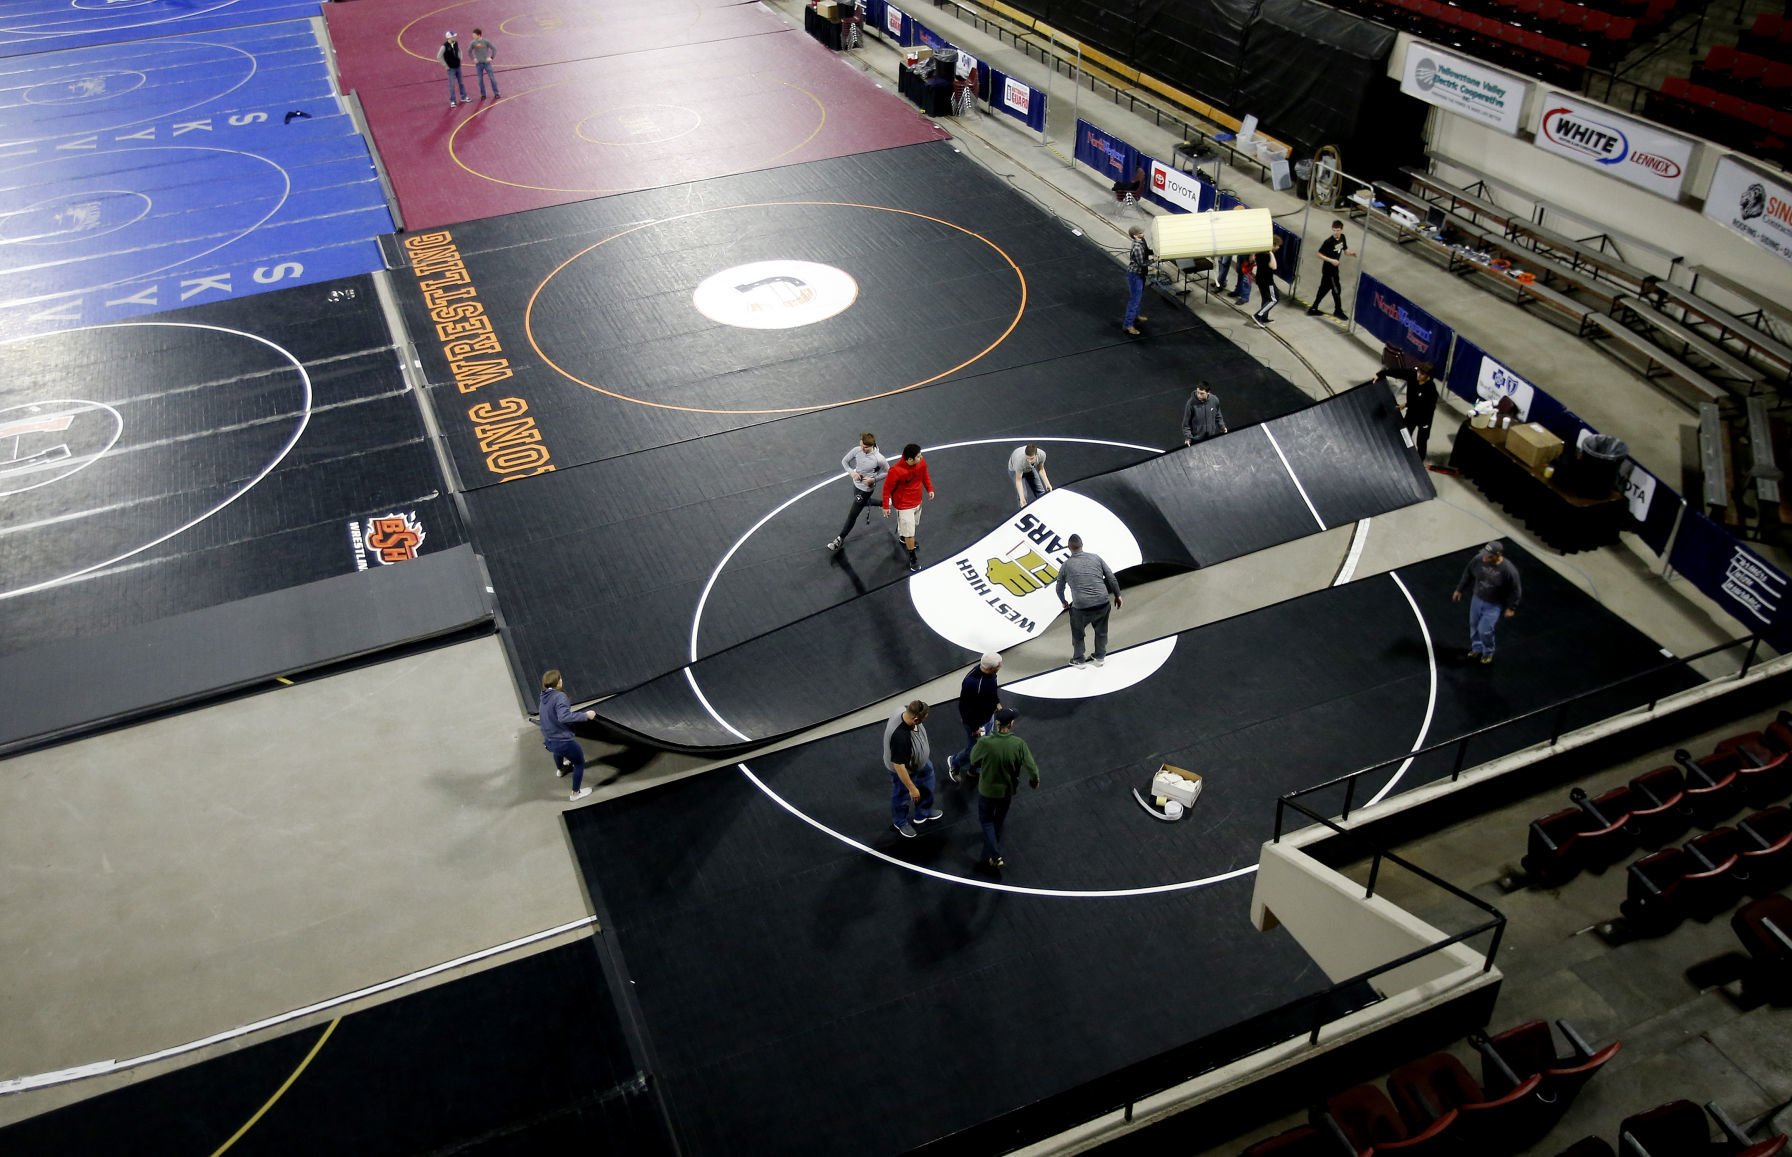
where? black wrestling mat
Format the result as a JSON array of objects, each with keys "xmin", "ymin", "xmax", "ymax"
[
  {"xmin": 558, "ymin": 544, "xmax": 1697, "ymax": 1156},
  {"xmin": 0, "ymin": 938, "xmax": 674, "ymax": 1156},
  {"xmin": 590, "ymin": 383, "xmax": 1432, "ymax": 752},
  {"xmin": 0, "ymin": 277, "xmax": 487, "ymax": 754},
  {"xmin": 418, "ymin": 143, "xmax": 1317, "ymax": 699}
]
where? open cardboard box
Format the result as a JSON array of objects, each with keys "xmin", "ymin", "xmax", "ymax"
[{"xmin": 1153, "ymin": 763, "xmax": 1204, "ymax": 808}]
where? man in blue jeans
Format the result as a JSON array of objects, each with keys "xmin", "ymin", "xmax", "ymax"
[
  {"xmin": 538, "ymin": 669, "xmax": 597, "ymax": 802},
  {"xmin": 1121, "ymin": 225, "xmax": 1151, "ymax": 336},
  {"xmin": 438, "ymin": 31, "xmax": 468, "ymax": 108},
  {"xmin": 1452, "ymin": 541, "xmax": 1521, "ymax": 664},
  {"xmin": 885, "ymin": 699, "xmax": 942, "ymax": 838},
  {"xmin": 968, "ymin": 708, "xmax": 1040, "ymax": 871}
]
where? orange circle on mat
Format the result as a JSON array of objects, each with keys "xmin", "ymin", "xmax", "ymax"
[{"xmin": 524, "ymin": 201, "xmax": 1027, "ymax": 415}]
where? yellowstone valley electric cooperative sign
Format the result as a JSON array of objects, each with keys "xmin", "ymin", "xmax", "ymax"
[{"xmin": 1533, "ymin": 93, "xmax": 1694, "ymax": 199}]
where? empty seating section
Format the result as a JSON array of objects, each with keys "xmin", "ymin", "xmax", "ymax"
[
  {"xmin": 1376, "ymin": 168, "xmax": 1778, "ymax": 407},
  {"xmin": 1649, "ymin": 55, "xmax": 1791, "ymax": 168},
  {"xmin": 1347, "ymin": 0, "xmax": 1661, "ymax": 83}
]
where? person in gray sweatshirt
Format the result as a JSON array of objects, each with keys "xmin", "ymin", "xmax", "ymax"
[
  {"xmin": 884, "ymin": 699, "xmax": 941, "ymax": 837},
  {"xmin": 1181, "ymin": 381, "xmax": 1228, "ymax": 445},
  {"xmin": 828, "ymin": 431, "xmax": 888, "ymax": 552},
  {"xmin": 1054, "ymin": 534, "xmax": 1122, "ymax": 667},
  {"xmin": 1452, "ymin": 540, "xmax": 1521, "ymax": 664}
]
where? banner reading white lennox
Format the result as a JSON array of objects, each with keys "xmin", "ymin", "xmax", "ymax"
[
  {"xmin": 1147, "ymin": 160, "xmax": 1203, "ymax": 213},
  {"xmin": 1533, "ymin": 93, "xmax": 1694, "ymax": 199},
  {"xmin": 1400, "ymin": 42, "xmax": 1529, "ymax": 135},
  {"xmin": 1704, "ymin": 154, "xmax": 1792, "ymax": 267}
]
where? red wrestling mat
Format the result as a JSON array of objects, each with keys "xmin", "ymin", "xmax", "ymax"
[
  {"xmin": 325, "ymin": 0, "xmax": 785, "ymax": 94},
  {"xmin": 357, "ymin": 32, "xmax": 950, "ymax": 230}
]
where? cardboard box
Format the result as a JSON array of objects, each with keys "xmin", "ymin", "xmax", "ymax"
[
  {"xmin": 903, "ymin": 45, "xmax": 932, "ymax": 66},
  {"xmin": 1152, "ymin": 764, "xmax": 1204, "ymax": 809},
  {"xmin": 1507, "ymin": 422, "xmax": 1563, "ymax": 470},
  {"xmin": 816, "ymin": 0, "xmax": 840, "ymax": 19}
]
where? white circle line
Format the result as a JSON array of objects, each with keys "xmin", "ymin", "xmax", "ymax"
[
  {"xmin": 0, "ymin": 0, "xmax": 243, "ymax": 38},
  {"xmin": 1364, "ymin": 570, "xmax": 1439, "ymax": 808},
  {"xmin": 0, "ymin": 321, "xmax": 312, "ymax": 601},
  {"xmin": 7, "ymin": 42, "xmax": 259, "ymax": 146}
]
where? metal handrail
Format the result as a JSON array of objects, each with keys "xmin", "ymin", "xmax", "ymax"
[{"xmin": 1274, "ymin": 632, "xmax": 1764, "ymax": 840}]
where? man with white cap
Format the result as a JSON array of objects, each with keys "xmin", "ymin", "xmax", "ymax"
[
  {"xmin": 947, "ymin": 652, "xmax": 1003, "ymax": 783},
  {"xmin": 1452, "ymin": 540, "xmax": 1521, "ymax": 664},
  {"xmin": 438, "ymin": 31, "xmax": 468, "ymax": 108}
]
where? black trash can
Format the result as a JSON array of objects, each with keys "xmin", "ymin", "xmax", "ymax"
[{"xmin": 1559, "ymin": 433, "xmax": 1627, "ymax": 499}]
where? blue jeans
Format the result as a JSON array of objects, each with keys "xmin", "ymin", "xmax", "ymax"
[
  {"xmin": 953, "ymin": 717, "xmax": 992, "ymax": 772},
  {"xmin": 1469, "ymin": 595, "xmax": 1503, "ymax": 657},
  {"xmin": 445, "ymin": 66, "xmax": 466, "ymax": 102},
  {"xmin": 545, "ymin": 737, "xmax": 585, "ymax": 791},
  {"xmin": 890, "ymin": 760, "xmax": 937, "ymax": 826},
  {"xmin": 1233, "ymin": 273, "xmax": 1252, "ymax": 304},
  {"xmin": 475, "ymin": 60, "xmax": 498, "ymax": 97},
  {"xmin": 1123, "ymin": 272, "xmax": 1144, "ymax": 327},
  {"xmin": 1216, "ymin": 254, "xmax": 1233, "ymax": 289},
  {"xmin": 978, "ymin": 794, "xmax": 1011, "ymax": 861}
]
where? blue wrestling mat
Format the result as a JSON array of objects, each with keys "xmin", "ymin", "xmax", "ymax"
[
  {"xmin": 0, "ymin": 21, "xmax": 338, "ymax": 148},
  {"xmin": 0, "ymin": 22, "xmax": 392, "ymax": 334},
  {"xmin": 0, "ymin": 0, "xmax": 320, "ymax": 59}
]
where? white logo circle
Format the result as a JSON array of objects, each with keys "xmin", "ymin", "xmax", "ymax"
[{"xmin": 691, "ymin": 260, "xmax": 859, "ymax": 330}]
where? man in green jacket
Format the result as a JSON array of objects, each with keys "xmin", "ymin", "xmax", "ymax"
[{"xmin": 968, "ymin": 708, "xmax": 1040, "ymax": 870}]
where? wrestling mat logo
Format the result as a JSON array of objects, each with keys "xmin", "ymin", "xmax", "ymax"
[
  {"xmin": 909, "ymin": 489, "xmax": 1141, "ymax": 652},
  {"xmin": 348, "ymin": 511, "xmax": 427, "ymax": 570},
  {"xmin": 691, "ymin": 260, "xmax": 859, "ymax": 330},
  {"xmin": 0, "ymin": 399, "xmax": 123, "ymax": 496}
]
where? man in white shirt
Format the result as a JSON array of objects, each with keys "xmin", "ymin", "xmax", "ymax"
[{"xmin": 1007, "ymin": 443, "xmax": 1052, "ymax": 507}]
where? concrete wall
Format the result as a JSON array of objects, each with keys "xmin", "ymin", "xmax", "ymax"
[
  {"xmin": 1387, "ymin": 35, "xmax": 1792, "ymax": 303},
  {"xmin": 1252, "ymin": 839, "xmax": 1486, "ymax": 994}
]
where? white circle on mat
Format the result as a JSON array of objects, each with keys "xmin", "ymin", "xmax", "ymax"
[
  {"xmin": 691, "ymin": 260, "xmax": 859, "ymax": 330},
  {"xmin": 0, "ymin": 399, "xmax": 123, "ymax": 496},
  {"xmin": 1002, "ymin": 636, "xmax": 1178, "ymax": 699}
]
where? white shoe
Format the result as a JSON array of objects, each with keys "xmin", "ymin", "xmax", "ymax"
[
  {"xmin": 556, "ymin": 763, "xmax": 568, "ymax": 778},
  {"xmin": 570, "ymin": 787, "xmax": 593, "ymax": 802},
  {"xmin": 449, "ymin": 101, "xmax": 458, "ymax": 108},
  {"xmin": 1092, "ymin": 656, "xmax": 1105, "ymax": 667}
]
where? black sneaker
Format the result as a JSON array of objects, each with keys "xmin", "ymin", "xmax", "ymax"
[
  {"xmin": 946, "ymin": 758, "xmax": 963, "ymax": 784},
  {"xmin": 907, "ymin": 558, "xmax": 920, "ymax": 573},
  {"xmin": 1306, "ymin": 308, "xmax": 1321, "ymax": 316},
  {"xmin": 1333, "ymin": 312, "xmax": 1348, "ymax": 320},
  {"xmin": 827, "ymin": 536, "xmax": 843, "ymax": 552},
  {"xmin": 893, "ymin": 821, "xmax": 918, "ymax": 838}
]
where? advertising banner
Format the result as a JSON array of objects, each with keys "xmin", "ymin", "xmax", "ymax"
[
  {"xmin": 1704, "ymin": 154, "xmax": 1792, "ymax": 266},
  {"xmin": 883, "ymin": 3, "xmax": 905, "ymax": 41},
  {"xmin": 1353, "ymin": 273, "xmax": 1456, "ymax": 367},
  {"xmin": 1145, "ymin": 159, "xmax": 1213, "ymax": 214},
  {"xmin": 1670, "ymin": 511, "xmax": 1792, "ymax": 650},
  {"xmin": 988, "ymin": 70, "xmax": 1046, "ymax": 132},
  {"xmin": 1400, "ymin": 42, "xmax": 1529, "ymax": 134},
  {"xmin": 1534, "ymin": 93, "xmax": 1694, "ymax": 199},
  {"xmin": 1074, "ymin": 119, "xmax": 1137, "ymax": 183}
]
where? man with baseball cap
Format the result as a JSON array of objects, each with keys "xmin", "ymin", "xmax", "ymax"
[
  {"xmin": 438, "ymin": 31, "xmax": 468, "ymax": 108},
  {"xmin": 968, "ymin": 708, "xmax": 1040, "ymax": 871},
  {"xmin": 1452, "ymin": 540, "xmax": 1521, "ymax": 664}
]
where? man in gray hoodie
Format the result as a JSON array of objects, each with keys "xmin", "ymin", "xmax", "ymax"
[
  {"xmin": 1181, "ymin": 381, "xmax": 1228, "ymax": 446},
  {"xmin": 1452, "ymin": 540, "xmax": 1521, "ymax": 664},
  {"xmin": 1054, "ymin": 534, "xmax": 1122, "ymax": 667},
  {"xmin": 828, "ymin": 431, "xmax": 888, "ymax": 552},
  {"xmin": 884, "ymin": 699, "xmax": 941, "ymax": 837}
]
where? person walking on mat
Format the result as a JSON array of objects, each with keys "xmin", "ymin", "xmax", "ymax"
[
  {"xmin": 538, "ymin": 669, "xmax": 597, "ymax": 802},
  {"xmin": 1056, "ymin": 534, "xmax": 1122, "ymax": 667},
  {"xmin": 885, "ymin": 699, "xmax": 942, "ymax": 838},
  {"xmin": 1378, "ymin": 362, "xmax": 1439, "ymax": 461},
  {"xmin": 438, "ymin": 31, "xmax": 468, "ymax": 108},
  {"xmin": 968, "ymin": 708, "xmax": 1040, "ymax": 871},
  {"xmin": 1307, "ymin": 220, "xmax": 1357, "ymax": 319},
  {"xmin": 948, "ymin": 652, "xmax": 1003, "ymax": 782},
  {"xmin": 1181, "ymin": 381, "xmax": 1228, "ymax": 446},
  {"xmin": 1253, "ymin": 236, "xmax": 1282, "ymax": 327},
  {"xmin": 828, "ymin": 431, "xmax": 888, "ymax": 552},
  {"xmin": 1452, "ymin": 541, "xmax": 1521, "ymax": 664},
  {"xmin": 882, "ymin": 442, "xmax": 935, "ymax": 573},
  {"xmin": 1121, "ymin": 225, "xmax": 1151, "ymax": 336},
  {"xmin": 469, "ymin": 28, "xmax": 500, "ymax": 99}
]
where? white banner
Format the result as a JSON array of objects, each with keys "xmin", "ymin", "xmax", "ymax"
[
  {"xmin": 884, "ymin": 4, "xmax": 903, "ymax": 37},
  {"xmin": 1002, "ymin": 76, "xmax": 1031, "ymax": 116},
  {"xmin": 1147, "ymin": 160, "xmax": 1203, "ymax": 213},
  {"xmin": 1400, "ymin": 43, "xmax": 1529, "ymax": 135},
  {"xmin": 1533, "ymin": 93, "xmax": 1694, "ymax": 199},
  {"xmin": 1704, "ymin": 154, "xmax": 1792, "ymax": 267},
  {"xmin": 1476, "ymin": 354, "xmax": 1536, "ymax": 420}
]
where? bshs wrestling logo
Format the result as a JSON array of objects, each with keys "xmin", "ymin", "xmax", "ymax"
[
  {"xmin": 348, "ymin": 512, "xmax": 427, "ymax": 570},
  {"xmin": 691, "ymin": 260, "xmax": 859, "ymax": 330}
]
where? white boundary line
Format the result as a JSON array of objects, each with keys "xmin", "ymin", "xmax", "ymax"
[
  {"xmin": 8, "ymin": 41, "xmax": 259, "ymax": 147},
  {"xmin": 0, "ymin": 916, "xmax": 598, "ymax": 1096},
  {"xmin": 1262, "ymin": 426, "xmax": 1326, "ymax": 531},
  {"xmin": 1366, "ymin": 572, "xmax": 1439, "ymax": 807},
  {"xmin": 0, "ymin": 322, "xmax": 312, "ymax": 600}
]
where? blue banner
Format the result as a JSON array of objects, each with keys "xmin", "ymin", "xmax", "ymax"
[
  {"xmin": 1075, "ymin": 119, "xmax": 1138, "ymax": 183},
  {"xmin": 1621, "ymin": 458, "xmax": 1682, "ymax": 557},
  {"xmin": 988, "ymin": 69, "xmax": 1047, "ymax": 132},
  {"xmin": 1670, "ymin": 512, "xmax": 1792, "ymax": 650},
  {"xmin": 1353, "ymin": 273, "xmax": 1455, "ymax": 367}
]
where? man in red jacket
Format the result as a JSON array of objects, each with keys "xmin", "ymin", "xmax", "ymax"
[{"xmin": 882, "ymin": 441, "xmax": 935, "ymax": 572}]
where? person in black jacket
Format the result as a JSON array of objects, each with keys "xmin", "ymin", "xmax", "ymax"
[
  {"xmin": 1377, "ymin": 362, "xmax": 1439, "ymax": 461},
  {"xmin": 947, "ymin": 652, "xmax": 1003, "ymax": 782},
  {"xmin": 1253, "ymin": 235, "xmax": 1281, "ymax": 326},
  {"xmin": 1307, "ymin": 220, "xmax": 1357, "ymax": 319},
  {"xmin": 437, "ymin": 31, "xmax": 468, "ymax": 108}
]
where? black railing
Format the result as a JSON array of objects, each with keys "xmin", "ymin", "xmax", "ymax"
[{"xmin": 1275, "ymin": 633, "xmax": 1765, "ymax": 841}]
